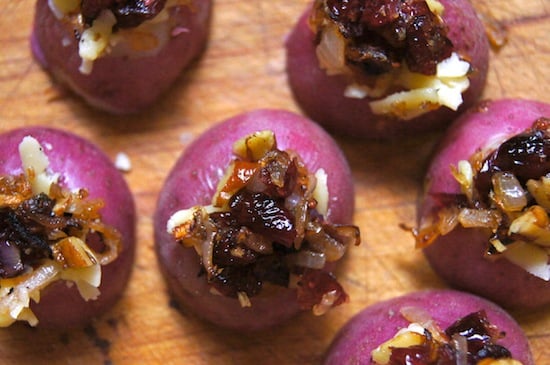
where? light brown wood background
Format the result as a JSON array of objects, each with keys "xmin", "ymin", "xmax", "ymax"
[{"xmin": 0, "ymin": 0, "xmax": 549, "ymax": 364}]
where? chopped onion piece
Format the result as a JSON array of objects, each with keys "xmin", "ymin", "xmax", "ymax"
[
  {"xmin": 491, "ymin": 172, "xmax": 527, "ymax": 212},
  {"xmin": 315, "ymin": 23, "xmax": 347, "ymax": 76},
  {"xmin": 436, "ymin": 206, "xmax": 460, "ymax": 235},
  {"xmin": 287, "ymin": 250, "xmax": 326, "ymax": 269},
  {"xmin": 458, "ymin": 208, "xmax": 500, "ymax": 230},
  {"xmin": 451, "ymin": 333, "xmax": 469, "ymax": 365}
]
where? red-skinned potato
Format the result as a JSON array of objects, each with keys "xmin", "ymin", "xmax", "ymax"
[
  {"xmin": 31, "ymin": 0, "xmax": 212, "ymax": 114},
  {"xmin": 0, "ymin": 127, "xmax": 136, "ymax": 328},
  {"xmin": 416, "ymin": 99, "xmax": 550, "ymax": 309},
  {"xmin": 323, "ymin": 290, "xmax": 534, "ymax": 365},
  {"xmin": 286, "ymin": 0, "xmax": 489, "ymax": 139},
  {"xmin": 154, "ymin": 109, "xmax": 357, "ymax": 331}
]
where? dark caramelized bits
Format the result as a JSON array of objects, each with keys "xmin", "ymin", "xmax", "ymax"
[
  {"xmin": 383, "ymin": 311, "xmax": 516, "ymax": 365},
  {"xmin": 317, "ymin": 0, "xmax": 453, "ymax": 75},
  {"xmin": 81, "ymin": 0, "xmax": 168, "ymax": 28}
]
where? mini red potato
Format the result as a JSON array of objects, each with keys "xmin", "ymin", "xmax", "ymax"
[
  {"xmin": 154, "ymin": 109, "xmax": 359, "ymax": 330},
  {"xmin": 324, "ymin": 290, "xmax": 533, "ymax": 365},
  {"xmin": 0, "ymin": 127, "xmax": 135, "ymax": 328},
  {"xmin": 286, "ymin": 0, "xmax": 489, "ymax": 138},
  {"xmin": 31, "ymin": 0, "xmax": 212, "ymax": 114},
  {"xmin": 416, "ymin": 99, "xmax": 550, "ymax": 309}
]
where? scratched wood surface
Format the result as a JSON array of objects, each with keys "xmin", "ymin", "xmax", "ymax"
[{"xmin": 0, "ymin": 0, "xmax": 549, "ymax": 364}]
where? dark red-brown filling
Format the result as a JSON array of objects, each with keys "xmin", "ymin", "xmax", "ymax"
[{"xmin": 314, "ymin": 0, "xmax": 453, "ymax": 75}]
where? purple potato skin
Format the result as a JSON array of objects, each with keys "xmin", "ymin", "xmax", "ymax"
[
  {"xmin": 420, "ymin": 99, "xmax": 550, "ymax": 309},
  {"xmin": 323, "ymin": 290, "xmax": 534, "ymax": 365},
  {"xmin": 285, "ymin": 0, "xmax": 489, "ymax": 139},
  {"xmin": 31, "ymin": 0, "xmax": 212, "ymax": 114},
  {"xmin": 154, "ymin": 109, "xmax": 355, "ymax": 331},
  {"xmin": 0, "ymin": 127, "xmax": 136, "ymax": 328}
]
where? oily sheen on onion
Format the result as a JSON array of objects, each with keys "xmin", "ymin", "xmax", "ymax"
[
  {"xmin": 154, "ymin": 109, "xmax": 357, "ymax": 330},
  {"xmin": 0, "ymin": 127, "xmax": 135, "ymax": 328},
  {"xmin": 286, "ymin": 0, "xmax": 489, "ymax": 139},
  {"xmin": 31, "ymin": 0, "xmax": 212, "ymax": 114},
  {"xmin": 323, "ymin": 290, "xmax": 533, "ymax": 365},
  {"xmin": 416, "ymin": 99, "xmax": 550, "ymax": 309}
]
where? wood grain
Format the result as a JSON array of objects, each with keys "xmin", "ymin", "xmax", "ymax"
[{"xmin": 0, "ymin": 0, "xmax": 549, "ymax": 364}]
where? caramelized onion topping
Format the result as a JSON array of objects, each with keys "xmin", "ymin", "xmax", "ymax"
[
  {"xmin": 414, "ymin": 118, "xmax": 550, "ymax": 280},
  {"xmin": 169, "ymin": 131, "xmax": 360, "ymax": 312},
  {"xmin": 0, "ymin": 173, "xmax": 121, "ymax": 279},
  {"xmin": 373, "ymin": 309, "xmax": 521, "ymax": 365},
  {"xmin": 312, "ymin": 0, "xmax": 453, "ymax": 76}
]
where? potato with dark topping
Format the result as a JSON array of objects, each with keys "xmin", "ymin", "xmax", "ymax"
[
  {"xmin": 323, "ymin": 290, "xmax": 533, "ymax": 365},
  {"xmin": 415, "ymin": 99, "xmax": 550, "ymax": 309},
  {"xmin": 286, "ymin": 0, "xmax": 489, "ymax": 138},
  {"xmin": 154, "ymin": 109, "xmax": 359, "ymax": 330},
  {"xmin": 0, "ymin": 127, "xmax": 135, "ymax": 328},
  {"xmin": 31, "ymin": 0, "xmax": 212, "ymax": 114}
]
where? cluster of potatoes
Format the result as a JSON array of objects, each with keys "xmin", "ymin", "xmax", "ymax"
[{"xmin": 1, "ymin": 0, "xmax": 548, "ymax": 364}]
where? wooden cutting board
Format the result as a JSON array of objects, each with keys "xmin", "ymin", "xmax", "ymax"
[{"xmin": 0, "ymin": 0, "xmax": 549, "ymax": 363}]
